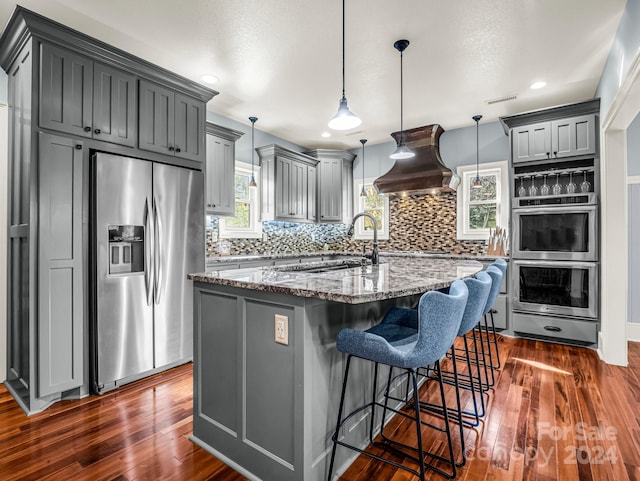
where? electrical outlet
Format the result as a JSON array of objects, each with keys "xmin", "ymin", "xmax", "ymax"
[{"xmin": 275, "ymin": 314, "xmax": 289, "ymax": 345}]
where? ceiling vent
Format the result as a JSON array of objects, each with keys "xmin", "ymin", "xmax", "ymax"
[{"xmin": 486, "ymin": 94, "xmax": 518, "ymax": 105}]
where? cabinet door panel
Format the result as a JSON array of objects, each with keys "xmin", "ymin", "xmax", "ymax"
[
  {"xmin": 551, "ymin": 115, "xmax": 596, "ymax": 159},
  {"xmin": 40, "ymin": 43, "xmax": 92, "ymax": 137},
  {"xmin": 175, "ymin": 93, "xmax": 205, "ymax": 162},
  {"xmin": 275, "ymin": 158, "xmax": 292, "ymax": 218},
  {"xmin": 38, "ymin": 133, "xmax": 83, "ymax": 396},
  {"xmin": 206, "ymin": 135, "xmax": 235, "ymax": 215},
  {"xmin": 307, "ymin": 165, "xmax": 317, "ymax": 222},
  {"xmin": 292, "ymin": 161, "xmax": 307, "ymax": 219},
  {"xmin": 319, "ymin": 159, "xmax": 341, "ymax": 221},
  {"xmin": 93, "ymin": 63, "xmax": 136, "ymax": 146},
  {"xmin": 512, "ymin": 122, "xmax": 551, "ymax": 163},
  {"xmin": 139, "ymin": 80, "xmax": 174, "ymax": 155}
]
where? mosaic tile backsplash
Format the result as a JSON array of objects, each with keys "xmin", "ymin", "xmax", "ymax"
[{"xmin": 206, "ymin": 192, "xmax": 487, "ymax": 257}]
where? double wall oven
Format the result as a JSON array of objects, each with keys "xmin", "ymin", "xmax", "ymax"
[{"xmin": 511, "ymin": 171, "xmax": 599, "ymax": 344}]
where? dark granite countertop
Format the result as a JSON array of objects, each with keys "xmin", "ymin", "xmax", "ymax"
[{"xmin": 190, "ymin": 256, "xmax": 485, "ymax": 304}]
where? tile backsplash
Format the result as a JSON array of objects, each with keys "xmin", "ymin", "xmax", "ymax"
[{"xmin": 206, "ymin": 192, "xmax": 487, "ymax": 257}]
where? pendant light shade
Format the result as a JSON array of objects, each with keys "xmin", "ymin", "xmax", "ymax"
[
  {"xmin": 390, "ymin": 39, "xmax": 414, "ymax": 160},
  {"xmin": 472, "ymin": 114, "xmax": 482, "ymax": 189},
  {"xmin": 360, "ymin": 139, "xmax": 367, "ymax": 197},
  {"xmin": 328, "ymin": 0, "xmax": 361, "ymax": 131},
  {"xmin": 249, "ymin": 116, "xmax": 258, "ymax": 188}
]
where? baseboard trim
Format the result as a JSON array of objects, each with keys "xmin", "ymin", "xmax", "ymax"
[{"xmin": 627, "ymin": 322, "xmax": 640, "ymax": 342}]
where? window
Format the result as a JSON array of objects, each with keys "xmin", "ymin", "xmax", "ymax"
[
  {"xmin": 456, "ymin": 161, "xmax": 509, "ymax": 240},
  {"xmin": 353, "ymin": 178, "xmax": 390, "ymax": 240},
  {"xmin": 219, "ymin": 162, "xmax": 262, "ymax": 239}
]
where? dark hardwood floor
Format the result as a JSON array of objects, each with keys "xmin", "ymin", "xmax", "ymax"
[{"xmin": 1, "ymin": 337, "xmax": 639, "ymax": 480}]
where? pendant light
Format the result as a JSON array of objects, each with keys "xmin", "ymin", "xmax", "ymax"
[
  {"xmin": 359, "ymin": 139, "xmax": 367, "ymax": 197},
  {"xmin": 249, "ymin": 116, "xmax": 258, "ymax": 188},
  {"xmin": 390, "ymin": 39, "xmax": 414, "ymax": 160},
  {"xmin": 328, "ymin": 0, "xmax": 361, "ymax": 130},
  {"xmin": 472, "ymin": 115, "xmax": 482, "ymax": 189}
]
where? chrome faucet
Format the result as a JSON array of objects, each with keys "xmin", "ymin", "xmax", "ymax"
[{"xmin": 347, "ymin": 213, "xmax": 379, "ymax": 265}]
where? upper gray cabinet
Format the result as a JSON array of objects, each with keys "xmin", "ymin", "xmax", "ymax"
[
  {"xmin": 510, "ymin": 114, "xmax": 596, "ymax": 164},
  {"xmin": 257, "ymin": 144, "xmax": 319, "ymax": 223},
  {"xmin": 205, "ymin": 122, "xmax": 243, "ymax": 216},
  {"xmin": 139, "ymin": 80, "xmax": 206, "ymax": 162},
  {"xmin": 305, "ymin": 149, "xmax": 355, "ymax": 223},
  {"xmin": 39, "ymin": 43, "xmax": 137, "ymax": 147}
]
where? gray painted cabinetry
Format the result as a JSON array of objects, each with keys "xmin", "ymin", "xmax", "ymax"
[
  {"xmin": 511, "ymin": 114, "xmax": 596, "ymax": 163},
  {"xmin": 0, "ymin": 6, "xmax": 216, "ymax": 414},
  {"xmin": 139, "ymin": 80, "xmax": 206, "ymax": 162},
  {"xmin": 305, "ymin": 149, "xmax": 355, "ymax": 223},
  {"xmin": 40, "ymin": 43, "xmax": 137, "ymax": 147},
  {"xmin": 257, "ymin": 144, "xmax": 319, "ymax": 222},
  {"xmin": 205, "ymin": 122, "xmax": 243, "ymax": 216}
]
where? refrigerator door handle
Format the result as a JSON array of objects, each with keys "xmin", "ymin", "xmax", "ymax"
[
  {"xmin": 153, "ymin": 197, "xmax": 163, "ymax": 305},
  {"xmin": 144, "ymin": 197, "xmax": 154, "ymax": 306}
]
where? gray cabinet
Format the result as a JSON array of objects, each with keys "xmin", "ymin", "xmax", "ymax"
[
  {"xmin": 39, "ymin": 43, "xmax": 136, "ymax": 147},
  {"xmin": 1, "ymin": 6, "xmax": 217, "ymax": 414},
  {"xmin": 257, "ymin": 144, "xmax": 319, "ymax": 222},
  {"xmin": 205, "ymin": 123, "xmax": 243, "ymax": 216},
  {"xmin": 511, "ymin": 114, "xmax": 596, "ymax": 163},
  {"xmin": 38, "ymin": 133, "xmax": 84, "ymax": 396},
  {"xmin": 305, "ymin": 149, "xmax": 355, "ymax": 223},
  {"xmin": 139, "ymin": 80, "xmax": 206, "ymax": 162}
]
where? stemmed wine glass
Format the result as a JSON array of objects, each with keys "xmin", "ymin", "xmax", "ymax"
[
  {"xmin": 580, "ymin": 170, "xmax": 591, "ymax": 193},
  {"xmin": 528, "ymin": 175, "xmax": 538, "ymax": 197},
  {"xmin": 518, "ymin": 176, "xmax": 526, "ymax": 197},
  {"xmin": 540, "ymin": 174, "xmax": 550, "ymax": 196},
  {"xmin": 552, "ymin": 173, "xmax": 562, "ymax": 195},
  {"xmin": 566, "ymin": 171, "xmax": 576, "ymax": 194}
]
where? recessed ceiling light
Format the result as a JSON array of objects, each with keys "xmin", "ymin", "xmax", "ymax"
[
  {"xmin": 530, "ymin": 81, "xmax": 546, "ymax": 90},
  {"xmin": 200, "ymin": 74, "xmax": 219, "ymax": 85},
  {"xmin": 321, "ymin": 132, "xmax": 331, "ymax": 138}
]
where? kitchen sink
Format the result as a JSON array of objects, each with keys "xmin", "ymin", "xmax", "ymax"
[{"xmin": 273, "ymin": 259, "xmax": 371, "ymax": 274}]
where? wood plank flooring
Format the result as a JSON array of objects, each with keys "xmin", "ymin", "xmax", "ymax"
[{"xmin": 1, "ymin": 337, "xmax": 639, "ymax": 481}]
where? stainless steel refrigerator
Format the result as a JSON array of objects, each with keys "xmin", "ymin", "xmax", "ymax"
[{"xmin": 92, "ymin": 152, "xmax": 204, "ymax": 393}]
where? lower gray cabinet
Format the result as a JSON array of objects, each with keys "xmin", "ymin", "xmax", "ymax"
[{"xmin": 37, "ymin": 133, "xmax": 84, "ymax": 396}]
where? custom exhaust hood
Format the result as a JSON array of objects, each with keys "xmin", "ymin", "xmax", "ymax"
[{"xmin": 373, "ymin": 124, "xmax": 459, "ymax": 195}]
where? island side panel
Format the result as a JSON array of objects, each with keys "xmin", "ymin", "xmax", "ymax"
[{"xmin": 192, "ymin": 283, "xmax": 306, "ymax": 481}]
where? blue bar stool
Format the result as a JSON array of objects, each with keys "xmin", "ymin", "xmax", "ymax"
[
  {"xmin": 327, "ymin": 280, "xmax": 469, "ymax": 481},
  {"xmin": 424, "ymin": 271, "xmax": 493, "ymax": 431},
  {"xmin": 486, "ymin": 259, "xmax": 507, "ymax": 371},
  {"xmin": 473, "ymin": 265, "xmax": 504, "ymax": 388}
]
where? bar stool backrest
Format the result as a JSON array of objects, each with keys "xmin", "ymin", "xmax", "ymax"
[
  {"xmin": 482, "ymin": 266, "xmax": 503, "ymax": 316},
  {"xmin": 492, "ymin": 258, "xmax": 507, "ymax": 278},
  {"xmin": 458, "ymin": 272, "xmax": 492, "ymax": 336},
  {"xmin": 413, "ymin": 280, "xmax": 468, "ymax": 367}
]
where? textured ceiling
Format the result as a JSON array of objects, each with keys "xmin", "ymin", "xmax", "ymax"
[{"xmin": 0, "ymin": 0, "xmax": 627, "ymax": 149}]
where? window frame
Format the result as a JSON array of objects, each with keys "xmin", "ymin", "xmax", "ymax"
[
  {"xmin": 219, "ymin": 161, "xmax": 262, "ymax": 239},
  {"xmin": 352, "ymin": 177, "xmax": 390, "ymax": 240},
  {"xmin": 456, "ymin": 160, "xmax": 509, "ymax": 240}
]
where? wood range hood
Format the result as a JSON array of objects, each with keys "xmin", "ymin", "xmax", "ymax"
[{"xmin": 373, "ymin": 124, "xmax": 458, "ymax": 195}]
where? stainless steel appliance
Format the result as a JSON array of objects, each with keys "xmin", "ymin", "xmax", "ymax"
[
  {"xmin": 511, "ymin": 259, "xmax": 598, "ymax": 319},
  {"xmin": 512, "ymin": 196, "xmax": 598, "ymax": 261},
  {"xmin": 92, "ymin": 152, "xmax": 204, "ymax": 393}
]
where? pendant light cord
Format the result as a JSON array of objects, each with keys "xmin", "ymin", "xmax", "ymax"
[
  {"xmin": 400, "ymin": 49, "xmax": 404, "ymax": 135},
  {"xmin": 341, "ymin": 0, "xmax": 345, "ymax": 98}
]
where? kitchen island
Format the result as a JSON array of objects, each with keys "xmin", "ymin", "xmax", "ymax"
[{"xmin": 188, "ymin": 255, "xmax": 483, "ymax": 481}]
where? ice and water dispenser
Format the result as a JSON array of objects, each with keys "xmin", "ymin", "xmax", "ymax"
[{"xmin": 108, "ymin": 225, "xmax": 144, "ymax": 274}]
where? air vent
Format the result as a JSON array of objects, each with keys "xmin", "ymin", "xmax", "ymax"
[
  {"xmin": 345, "ymin": 130, "xmax": 364, "ymax": 136},
  {"xmin": 486, "ymin": 95, "xmax": 518, "ymax": 105}
]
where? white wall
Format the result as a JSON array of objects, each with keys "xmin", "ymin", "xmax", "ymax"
[{"xmin": 0, "ymin": 103, "xmax": 7, "ymax": 381}]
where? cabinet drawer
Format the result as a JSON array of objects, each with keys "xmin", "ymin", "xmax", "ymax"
[{"xmin": 512, "ymin": 312, "xmax": 597, "ymax": 343}]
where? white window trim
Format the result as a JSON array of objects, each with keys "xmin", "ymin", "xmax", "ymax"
[
  {"xmin": 353, "ymin": 177, "xmax": 390, "ymax": 240},
  {"xmin": 219, "ymin": 161, "xmax": 262, "ymax": 239},
  {"xmin": 456, "ymin": 160, "xmax": 509, "ymax": 240}
]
